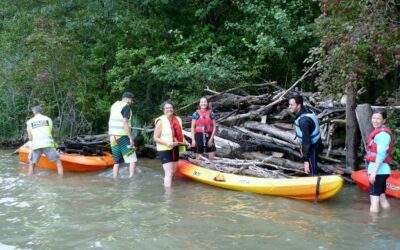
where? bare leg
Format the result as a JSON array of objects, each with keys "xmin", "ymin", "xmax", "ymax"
[
  {"xmin": 208, "ymin": 152, "xmax": 215, "ymax": 160},
  {"xmin": 28, "ymin": 163, "xmax": 35, "ymax": 175},
  {"xmin": 129, "ymin": 162, "xmax": 136, "ymax": 178},
  {"xmin": 113, "ymin": 164, "xmax": 120, "ymax": 178},
  {"xmin": 370, "ymin": 195, "xmax": 380, "ymax": 213},
  {"xmin": 195, "ymin": 153, "xmax": 201, "ymax": 161},
  {"xmin": 172, "ymin": 161, "xmax": 178, "ymax": 177},
  {"xmin": 163, "ymin": 162, "xmax": 174, "ymax": 187},
  {"xmin": 379, "ymin": 194, "xmax": 390, "ymax": 210},
  {"xmin": 56, "ymin": 160, "xmax": 64, "ymax": 176}
]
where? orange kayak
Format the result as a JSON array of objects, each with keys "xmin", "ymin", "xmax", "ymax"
[
  {"xmin": 18, "ymin": 146, "xmax": 114, "ymax": 172},
  {"xmin": 178, "ymin": 160, "xmax": 343, "ymax": 201},
  {"xmin": 351, "ymin": 169, "xmax": 400, "ymax": 199}
]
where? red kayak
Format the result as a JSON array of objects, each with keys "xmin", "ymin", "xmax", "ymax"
[{"xmin": 351, "ymin": 169, "xmax": 400, "ymax": 199}]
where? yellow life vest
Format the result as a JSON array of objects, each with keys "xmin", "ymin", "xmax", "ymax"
[
  {"xmin": 155, "ymin": 115, "xmax": 186, "ymax": 152},
  {"xmin": 26, "ymin": 115, "xmax": 55, "ymax": 150},
  {"xmin": 108, "ymin": 101, "xmax": 132, "ymax": 135}
]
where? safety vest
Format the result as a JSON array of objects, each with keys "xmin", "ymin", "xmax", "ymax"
[
  {"xmin": 195, "ymin": 109, "xmax": 214, "ymax": 134},
  {"xmin": 155, "ymin": 115, "xmax": 186, "ymax": 152},
  {"xmin": 26, "ymin": 115, "xmax": 55, "ymax": 150},
  {"xmin": 366, "ymin": 126, "xmax": 394, "ymax": 164},
  {"xmin": 294, "ymin": 112, "xmax": 321, "ymax": 144},
  {"xmin": 108, "ymin": 101, "xmax": 132, "ymax": 135}
]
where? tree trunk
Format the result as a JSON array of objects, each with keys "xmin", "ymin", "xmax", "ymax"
[
  {"xmin": 345, "ymin": 84, "xmax": 358, "ymax": 170},
  {"xmin": 355, "ymin": 104, "xmax": 374, "ymax": 151}
]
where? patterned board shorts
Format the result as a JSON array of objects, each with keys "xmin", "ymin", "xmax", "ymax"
[{"xmin": 110, "ymin": 135, "xmax": 138, "ymax": 164}]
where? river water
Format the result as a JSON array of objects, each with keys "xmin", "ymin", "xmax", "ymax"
[{"xmin": 0, "ymin": 149, "xmax": 399, "ymax": 250}]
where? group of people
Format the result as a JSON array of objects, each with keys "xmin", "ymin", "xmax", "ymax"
[
  {"xmin": 152, "ymin": 97, "xmax": 217, "ymax": 188},
  {"xmin": 26, "ymin": 92, "xmax": 394, "ymax": 213},
  {"xmin": 288, "ymin": 95, "xmax": 393, "ymax": 213},
  {"xmin": 106, "ymin": 92, "xmax": 217, "ymax": 188}
]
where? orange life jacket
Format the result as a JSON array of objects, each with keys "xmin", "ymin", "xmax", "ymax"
[
  {"xmin": 194, "ymin": 109, "xmax": 214, "ymax": 134},
  {"xmin": 365, "ymin": 126, "xmax": 394, "ymax": 164},
  {"xmin": 170, "ymin": 116, "xmax": 183, "ymax": 143}
]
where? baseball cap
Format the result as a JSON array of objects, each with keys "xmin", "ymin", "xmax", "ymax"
[{"xmin": 122, "ymin": 92, "xmax": 135, "ymax": 100}]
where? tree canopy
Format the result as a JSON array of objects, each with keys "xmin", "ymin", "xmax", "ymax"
[{"xmin": 0, "ymin": 0, "xmax": 398, "ymax": 159}]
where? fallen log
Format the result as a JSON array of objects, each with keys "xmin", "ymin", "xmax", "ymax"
[
  {"xmin": 182, "ymin": 130, "xmax": 241, "ymax": 157},
  {"xmin": 211, "ymin": 93, "xmax": 259, "ymax": 111},
  {"xmin": 242, "ymin": 152, "xmax": 305, "ymax": 173},
  {"xmin": 188, "ymin": 157, "xmax": 289, "ymax": 179},
  {"xmin": 244, "ymin": 121, "xmax": 297, "ymax": 145},
  {"xmin": 177, "ymin": 82, "xmax": 277, "ymax": 112},
  {"xmin": 234, "ymin": 126, "xmax": 299, "ymax": 149}
]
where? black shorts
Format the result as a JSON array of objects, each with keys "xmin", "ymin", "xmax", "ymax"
[
  {"xmin": 158, "ymin": 148, "xmax": 179, "ymax": 164},
  {"xmin": 369, "ymin": 174, "xmax": 390, "ymax": 196},
  {"xmin": 195, "ymin": 133, "xmax": 216, "ymax": 154}
]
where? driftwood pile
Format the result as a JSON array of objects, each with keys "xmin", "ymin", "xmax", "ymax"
[
  {"xmin": 58, "ymin": 134, "xmax": 111, "ymax": 156},
  {"xmin": 58, "ymin": 133, "xmax": 146, "ymax": 156},
  {"xmin": 176, "ymin": 85, "xmax": 353, "ymax": 180}
]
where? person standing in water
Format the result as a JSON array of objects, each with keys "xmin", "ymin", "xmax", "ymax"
[
  {"xmin": 191, "ymin": 97, "xmax": 217, "ymax": 160},
  {"xmin": 153, "ymin": 102, "xmax": 190, "ymax": 187},
  {"xmin": 288, "ymin": 95, "xmax": 322, "ymax": 176},
  {"xmin": 108, "ymin": 92, "xmax": 138, "ymax": 178},
  {"xmin": 26, "ymin": 106, "xmax": 63, "ymax": 176},
  {"xmin": 365, "ymin": 109, "xmax": 393, "ymax": 213}
]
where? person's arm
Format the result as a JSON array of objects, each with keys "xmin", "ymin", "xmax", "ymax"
[
  {"xmin": 153, "ymin": 120, "xmax": 178, "ymax": 148},
  {"xmin": 27, "ymin": 123, "xmax": 32, "ymax": 141},
  {"xmin": 191, "ymin": 119, "xmax": 197, "ymax": 147},
  {"xmin": 299, "ymin": 118, "xmax": 313, "ymax": 160},
  {"xmin": 299, "ymin": 118, "xmax": 313, "ymax": 174},
  {"xmin": 208, "ymin": 111, "xmax": 217, "ymax": 147},
  {"xmin": 191, "ymin": 112, "xmax": 199, "ymax": 147},
  {"xmin": 50, "ymin": 119, "xmax": 56, "ymax": 137},
  {"xmin": 121, "ymin": 106, "xmax": 134, "ymax": 147},
  {"xmin": 369, "ymin": 132, "xmax": 391, "ymax": 184}
]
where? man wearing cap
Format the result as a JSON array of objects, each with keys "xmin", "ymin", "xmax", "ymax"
[
  {"xmin": 26, "ymin": 106, "xmax": 64, "ymax": 176},
  {"xmin": 108, "ymin": 92, "xmax": 138, "ymax": 178}
]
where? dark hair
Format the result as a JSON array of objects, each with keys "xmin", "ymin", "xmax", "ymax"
[
  {"xmin": 197, "ymin": 96, "xmax": 210, "ymax": 110},
  {"xmin": 289, "ymin": 95, "xmax": 303, "ymax": 107},
  {"xmin": 373, "ymin": 108, "xmax": 387, "ymax": 120}
]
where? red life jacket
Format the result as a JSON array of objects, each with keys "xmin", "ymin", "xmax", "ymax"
[
  {"xmin": 365, "ymin": 126, "xmax": 394, "ymax": 164},
  {"xmin": 170, "ymin": 116, "xmax": 183, "ymax": 143},
  {"xmin": 195, "ymin": 109, "xmax": 214, "ymax": 134}
]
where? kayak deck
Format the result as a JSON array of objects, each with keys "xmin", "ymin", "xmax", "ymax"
[
  {"xmin": 18, "ymin": 146, "xmax": 114, "ymax": 172},
  {"xmin": 178, "ymin": 160, "xmax": 343, "ymax": 201}
]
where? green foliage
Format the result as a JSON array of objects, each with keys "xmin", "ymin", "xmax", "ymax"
[
  {"xmin": 309, "ymin": 0, "xmax": 400, "ymax": 100},
  {"xmin": 0, "ymin": 0, "xmax": 355, "ymax": 145},
  {"xmin": 387, "ymin": 109, "xmax": 400, "ymax": 166}
]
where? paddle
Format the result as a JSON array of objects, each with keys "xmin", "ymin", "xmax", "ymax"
[{"xmin": 313, "ymin": 175, "xmax": 322, "ymax": 206}]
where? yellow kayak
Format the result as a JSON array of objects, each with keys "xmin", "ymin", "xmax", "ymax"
[{"xmin": 178, "ymin": 160, "xmax": 343, "ymax": 201}]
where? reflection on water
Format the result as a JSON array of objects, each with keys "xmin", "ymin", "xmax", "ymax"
[{"xmin": 0, "ymin": 149, "xmax": 399, "ymax": 249}]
